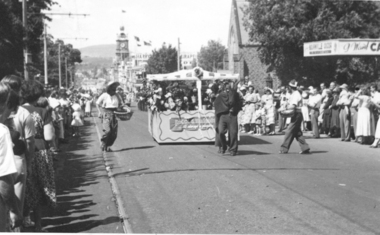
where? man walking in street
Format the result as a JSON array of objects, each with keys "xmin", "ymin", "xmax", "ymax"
[
  {"xmin": 214, "ymin": 81, "xmax": 241, "ymax": 156},
  {"xmin": 279, "ymin": 80, "xmax": 310, "ymax": 154}
]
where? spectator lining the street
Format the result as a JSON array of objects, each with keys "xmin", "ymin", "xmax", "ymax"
[{"xmin": 21, "ymin": 80, "xmax": 57, "ymax": 232}]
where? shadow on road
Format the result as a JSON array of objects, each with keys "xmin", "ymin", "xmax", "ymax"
[
  {"xmin": 114, "ymin": 167, "xmax": 339, "ymax": 178},
  {"xmin": 239, "ymin": 135, "xmax": 272, "ymax": 145},
  {"xmin": 112, "ymin": 145, "xmax": 156, "ymax": 152},
  {"xmin": 41, "ymin": 118, "xmax": 116, "ymax": 233}
]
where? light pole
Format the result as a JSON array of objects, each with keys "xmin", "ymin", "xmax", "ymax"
[
  {"xmin": 21, "ymin": 0, "xmax": 29, "ymax": 80},
  {"xmin": 58, "ymin": 43, "xmax": 62, "ymax": 88}
]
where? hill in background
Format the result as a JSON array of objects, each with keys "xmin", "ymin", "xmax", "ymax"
[{"xmin": 80, "ymin": 44, "xmax": 116, "ymax": 58}]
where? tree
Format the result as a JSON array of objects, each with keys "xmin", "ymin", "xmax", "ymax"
[
  {"xmin": 197, "ymin": 40, "xmax": 226, "ymax": 72},
  {"xmin": 35, "ymin": 38, "xmax": 82, "ymax": 87},
  {"xmin": 0, "ymin": 0, "xmax": 56, "ymax": 79},
  {"xmin": 145, "ymin": 44, "xmax": 178, "ymax": 74},
  {"xmin": 191, "ymin": 58, "xmax": 197, "ymax": 68},
  {"xmin": 243, "ymin": 0, "xmax": 380, "ymax": 85}
]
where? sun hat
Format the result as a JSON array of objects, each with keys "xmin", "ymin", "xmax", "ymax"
[
  {"xmin": 339, "ymin": 83, "xmax": 348, "ymax": 89},
  {"xmin": 106, "ymin": 81, "xmax": 120, "ymax": 91},
  {"xmin": 289, "ymin": 80, "xmax": 298, "ymax": 88},
  {"xmin": 240, "ymin": 86, "xmax": 247, "ymax": 91}
]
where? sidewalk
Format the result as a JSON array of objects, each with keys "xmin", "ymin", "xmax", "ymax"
[{"xmin": 27, "ymin": 116, "xmax": 123, "ymax": 233}]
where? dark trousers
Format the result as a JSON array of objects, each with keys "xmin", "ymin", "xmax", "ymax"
[
  {"xmin": 310, "ymin": 109, "xmax": 320, "ymax": 138},
  {"xmin": 216, "ymin": 113, "xmax": 238, "ymax": 153},
  {"xmin": 278, "ymin": 113, "xmax": 285, "ymax": 132},
  {"xmin": 101, "ymin": 111, "xmax": 118, "ymax": 147},
  {"xmin": 280, "ymin": 112, "xmax": 309, "ymax": 152},
  {"xmin": 350, "ymin": 108, "xmax": 358, "ymax": 139},
  {"xmin": 339, "ymin": 108, "xmax": 351, "ymax": 141}
]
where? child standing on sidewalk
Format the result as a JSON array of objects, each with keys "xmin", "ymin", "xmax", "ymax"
[
  {"xmin": 71, "ymin": 104, "xmax": 83, "ymax": 136},
  {"xmin": 85, "ymin": 96, "xmax": 93, "ymax": 117}
]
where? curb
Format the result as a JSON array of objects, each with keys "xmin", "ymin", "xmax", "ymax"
[{"xmin": 93, "ymin": 116, "xmax": 134, "ymax": 234}]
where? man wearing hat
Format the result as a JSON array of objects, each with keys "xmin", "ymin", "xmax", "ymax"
[
  {"xmin": 96, "ymin": 81, "xmax": 124, "ymax": 151},
  {"xmin": 279, "ymin": 80, "xmax": 310, "ymax": 154},
  {"xmin": 308, "ymin": 86, "xmax": 322, "ymax": 138},
  {"xmin": 214, "ymin": 80, "xmax": 241, "ymax": 156},
  {"xmin": 338, "ymin": 83, "xmax": 352, "ymax": 141}
]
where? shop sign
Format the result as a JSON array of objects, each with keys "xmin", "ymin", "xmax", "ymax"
[{"xmin": 304, "ymin": 39, "xmax": 380, "ymax": 57}]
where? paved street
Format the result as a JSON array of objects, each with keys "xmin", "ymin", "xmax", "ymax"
[{"xmin": 91, "ymin": 104, "xmax": 380, "ymax": 234}]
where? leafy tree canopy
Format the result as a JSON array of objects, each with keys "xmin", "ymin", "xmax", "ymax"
[
  {"xmin": 0, "ymin": 0, "xmax": 56, "ymax": 79},
  {"xmin": 243, "ymin": 0, "xmax": 380, "ymax": 86},
  {"xmin": 145, "ymin": 44, "xmax": 178, "ymax": 74},
  {"xmin": 35, "ymin": 38, "xmax": 82, "ymax": 87},
  {"xmin": 197, "ymin": 40, "xmax": 226, "ymax": 72}
]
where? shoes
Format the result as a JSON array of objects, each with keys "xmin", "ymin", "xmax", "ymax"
[
  {"xmin": 217, "ymin": 148, "xmax": 226, "ymax": 154},
  {"xmin": 279, "ymin": 150, "xmax": 288, "ymax": 154},
  {"xmin": 248, "ymin": 131, "xmax": 254, "ymax": 134},
  {"xmin": 369, "ymin": 145, "xmax": 378, "ymax": 148},
  {"xmin": 23, "ymin": 216, "xmax": 35, "ymax": 228},
  {"xmin": 299, "ymin": 149, "xmax": 311, "ymax": 154},
  {"xmin": 229, "ymin": 151, "xmax": 236, "ymax": 156}
]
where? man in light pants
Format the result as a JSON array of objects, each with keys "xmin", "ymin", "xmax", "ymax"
[{"xmin": 308, "ymin": 86, "xmax": 322, "ymax": 139}]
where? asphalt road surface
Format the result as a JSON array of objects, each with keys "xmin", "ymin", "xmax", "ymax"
[{"xmin": 94, "ymin": 105, "xmax": 380, "ymax": 234}]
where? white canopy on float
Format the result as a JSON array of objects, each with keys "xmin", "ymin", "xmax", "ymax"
[
  {"xmin": 147, "ymin": 67, "xmax": 240, "ymax": 111},
  {"xmin": 304, "ymin": 38, "xmax": 380, "ymax": 57},
  {"xmin": 146, "ymin": 68, "xmax": 239, "ymax": 81}
]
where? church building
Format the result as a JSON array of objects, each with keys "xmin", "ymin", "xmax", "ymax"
[{"xmin": 227, "ymin": 0, "xmax": 280, "ymax": 90}]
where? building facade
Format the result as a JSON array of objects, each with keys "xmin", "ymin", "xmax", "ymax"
[{"xmin": 227, "ymin": 0, "xmax": 280, "ymax": 91}]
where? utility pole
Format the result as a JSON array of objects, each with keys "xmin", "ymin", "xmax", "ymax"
[
  {"xmin": 22, "ymin": 0, "xmax": 29, "ymax": 80},
  {"xmin": 58, "ymin": 43, "xmax": 61, "ymax": 88},
  {"xmin": 65, "ymin": 57, "xmax": 68, "ymax": 88},
  {"xmin": 43, "ymin": 23, "xmax": 48, "ymax": 86},
  {"xmin": 57, "ymin": 37, "xmax": 87, "ymax": 88},
  {"xmin": 41, "ymin": 13, "xmax": 89, "ymax": 86},
  {"xmin": 178, "ymin": 38, "xmax": 181, "ymax": 71}
]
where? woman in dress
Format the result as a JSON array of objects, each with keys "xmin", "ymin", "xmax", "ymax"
[
  {"xmin": 96, "ymin": 81, "xmax": 124, "ymax": 152},
  {"xmin": 355, "ymin": 88, "xmax": 375, "ymax": 144},
  {"xmin": 321, "ymin": 89, "xmax": 333, "ymax": 135},
  {"xmin": 370, "ymin": 89, "xmax": 380, "ymax": 148},
  {"xmin": 242, "ymin": 86, "xmax": 258, "ymax": 133},
  {"xmin": 262, "ymin": 87, "xmax": 275, "ymax": 135},
  {"xmin": 21, "ymin": 80, "xmax": 56, "ymax": 232},
  {"xmin": 329, "ymin": 88, "xmax": 341, "ymax": 137}
]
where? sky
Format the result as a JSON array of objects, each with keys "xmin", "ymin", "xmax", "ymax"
[{"xmin": 45, "ymin": 0, "xmax": 232, "ymax": 53}]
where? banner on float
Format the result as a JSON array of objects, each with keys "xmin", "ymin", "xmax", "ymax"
[
  {"xmin": 169, "ymin": 116, "xmax": 215, "ymax": 132},
  {"xmin": 304, "ymin": 39, "xmax": 380, "ymax": 57}
]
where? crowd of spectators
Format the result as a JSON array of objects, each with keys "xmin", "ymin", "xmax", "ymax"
[{"xmin": 0, "ymin": 74, "xmax": 99, "ymax": 232}]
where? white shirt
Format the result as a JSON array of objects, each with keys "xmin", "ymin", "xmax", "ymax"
[
  {"xmin": 96, "ymin": 93, "xmax": 122, "ymax": 108},
  {"xmin": 288, "ymin": 90, "xmax": 302, "ymax": 107},
  {"xmin": 0, "ymin": 124, "xmax": 17, "ymax": 177},
  {"xmin": 308, "ymin": 93, "xmax": 322, "ymax": 109}
]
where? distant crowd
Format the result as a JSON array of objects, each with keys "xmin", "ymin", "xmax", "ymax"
[{"xmin": 136, "ymin": 79, "xmax": 380, "ymax": 148}]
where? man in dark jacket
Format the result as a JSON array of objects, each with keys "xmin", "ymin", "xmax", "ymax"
[{"xmin": 214, "ymin": 80, "xmax": 241, "ymax": 156}]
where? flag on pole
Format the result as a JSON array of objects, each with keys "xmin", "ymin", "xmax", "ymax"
[
  {"xmin": 144, "ymin": 41, "xmax": 151, "ymax": 46},
  {"xmin": 134, "ymin": 36, "xmax": 140, "ymax": 41}
]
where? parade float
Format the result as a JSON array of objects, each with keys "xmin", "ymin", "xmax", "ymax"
[{"xmin": 147, "ymin": 67, "xmax": 239, "ymax": 143}]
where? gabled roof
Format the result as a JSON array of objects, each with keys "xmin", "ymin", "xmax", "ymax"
[{"xmin": 234, "ymin": 0, "xmax": 251, "ymax": 45}]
